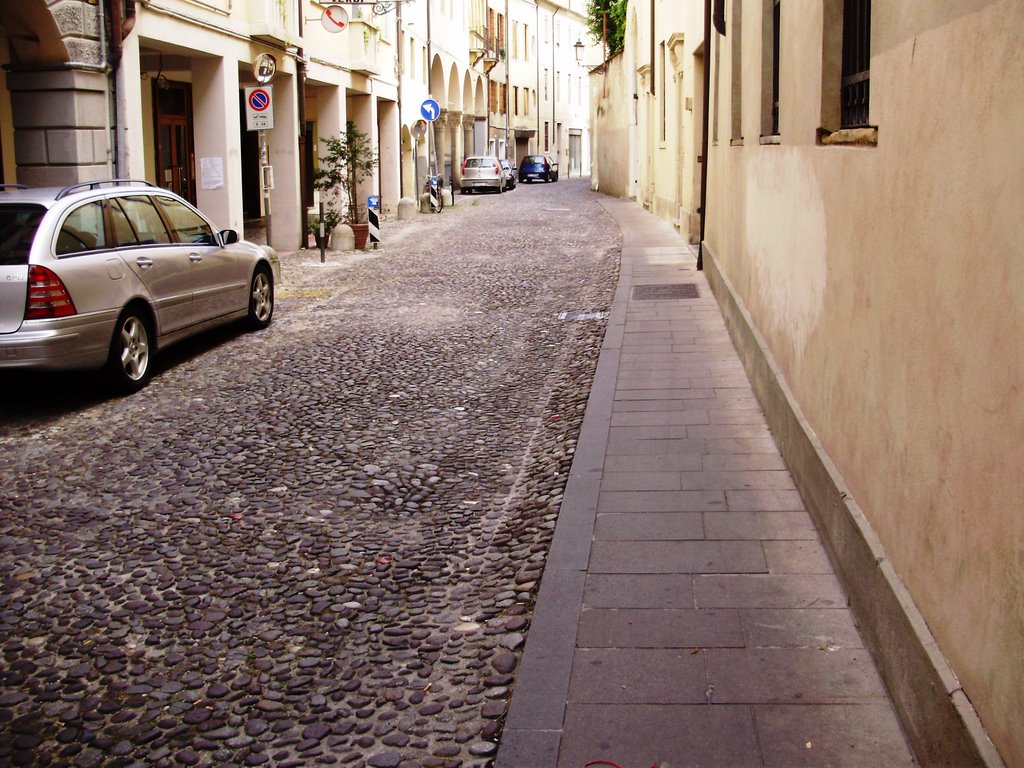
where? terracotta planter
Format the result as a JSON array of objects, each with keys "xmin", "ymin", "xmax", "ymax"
[{"xmin": 351, "ymin": 222, "xmax": 369, "ymax": 250}]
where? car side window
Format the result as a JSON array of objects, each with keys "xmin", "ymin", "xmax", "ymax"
[
  {"xmin": 109, "ymin": 198, "xmax": 141, "ymax": 246},
  {"xmin": 116, "ymin": 195, "xmax": 172, "ymax": 245},
  {"xmin": 157, "ymin": 196, "xmax": 216, "ymax": 245},
  {"xmin": 55, "ymin": 201, "xmax": 107, "ymax": 255}
]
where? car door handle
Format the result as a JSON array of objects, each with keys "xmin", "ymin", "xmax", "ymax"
[
  {"xmin": 136, "ymin": 257, "xmax": 153, "ymax": 269},
  {"xmin": 189, "ymin": 253, "xmax": 202, "ymax": 263}
]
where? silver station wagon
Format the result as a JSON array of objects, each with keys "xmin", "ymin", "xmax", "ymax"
[{"xmin": 0, "ymin": 180, "xmax": 277, "ymax": 393}]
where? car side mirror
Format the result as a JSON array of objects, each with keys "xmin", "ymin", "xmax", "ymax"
[{"xmin": 220, "ymin": 229, "xmax": 239, "ymax": 245}]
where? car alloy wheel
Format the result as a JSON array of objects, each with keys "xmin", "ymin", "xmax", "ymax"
[
  {"xmin": 247, "ymin": 266, "xmax": 274, "ymax": 330},
  {"xmin": 107, "ymin": 307, "xmax": 152, "ymax": 393}
]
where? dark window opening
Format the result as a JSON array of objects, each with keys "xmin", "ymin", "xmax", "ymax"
[{"xmin": 841, "ymin": 0, "xmax": 871, "ymax": 127}]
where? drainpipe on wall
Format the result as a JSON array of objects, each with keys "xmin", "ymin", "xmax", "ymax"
[
  {"xmin": 298, "ymin": 0, "xmax": 308, "ymax": 244},
  {"xmin": 397, "ymin": 0, "xmax": 405, "ymax": 198},
  {"xmin": 505, "ymin": 0, "xmax": 510, "ymax": 160},
  {"xmin": 427, "ymin": 0, "xmax": 434, "ymax": 176},
  {"xmin": 535, "ymin": 3, "xmax": 540, "ymax": 154},
  {"xmin": 109, "ymin": 0, "xmax": 135, "ymax": 177},
  {"xmin": 552, "ymin": 5, "xmax": 560, "ymax": 160},
  {"xmin": 97, "ymin": 0, "xmax": 114, "ymax": 176},
  {"xmin": 697, "ymin": 0, "xmax": 711, "ymax": 271}
]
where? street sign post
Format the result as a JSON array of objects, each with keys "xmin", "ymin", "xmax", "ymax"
[
  {"xmin": 244, "ymin": 86, "xmax": 274, "ymax": 131},
  {"xmin": 245, "ymin": 84, "xmax": 276, "ymax": 247},
  {"xmin": 420, "ymin": 100, "xmax": 441, "ymax": 192}
]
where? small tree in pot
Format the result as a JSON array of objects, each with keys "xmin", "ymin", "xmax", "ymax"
[
  {"xmin": 307, "ymin": 208, "xmax": 343, "ymax": 249},
  {"xmin": 313, "ymin": 120, "xmax": 378, "ymax": 249}
]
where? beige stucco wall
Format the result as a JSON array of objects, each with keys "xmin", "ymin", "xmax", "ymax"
[
  {"xmin": 585, "ymin": 1, "xmax": 705, "ymax": 233},
  {"xmin": 589, "ymin": 52, "xmax": 631, "ymax": 198},
  {"xmin": 704, "ymin": 1, "xmax": 1023, "ymax": 764},
  {"xmin": 625, "ymin": 1, "xmax": 704, "ymax": 242}
]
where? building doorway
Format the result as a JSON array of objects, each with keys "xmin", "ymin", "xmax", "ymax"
[
  {"xmin": 569, "ymin": 130, "xmax": 582, "ymax": 176},
  {"xmin": 153, "ymin": 81, "xmax": 195, "ymax": 204}
]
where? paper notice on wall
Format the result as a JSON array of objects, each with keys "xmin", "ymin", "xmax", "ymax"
[{"xmin": 200, "ymin": 157, "xmax": 224, "ymax": 190}]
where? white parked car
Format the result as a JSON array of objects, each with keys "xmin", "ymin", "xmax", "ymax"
[
  {"xmin": 460, "ymin": 156, "xmax": 506, "ymax": 194},
  {"xmin": 0, "ymin": 179, "xmax": 278, "ymax": 393}
]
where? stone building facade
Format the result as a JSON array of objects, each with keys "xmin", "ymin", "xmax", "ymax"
[{"xmin": 0, "ymin": 0, "xmax": 590, "ymax": 251}]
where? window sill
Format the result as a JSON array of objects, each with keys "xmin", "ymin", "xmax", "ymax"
[
  {"xmin": 819, "ymin": 126, "xmax": 878, "ymax": 146},
  {"xmin": 730, "ymin": 137, "xmax": 744, "ymax": 147},
  {"xmin": 759, "ymin": 134, "xmax": 780, "ymax": 145}
]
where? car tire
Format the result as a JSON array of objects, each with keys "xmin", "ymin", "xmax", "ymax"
[
  {"xmin": 246, "ymin": 265, "xmax": 274, "ymax": 331},
  {"xmin": 105, "ymin": 305, "xmax": 153, "ymax": 394}
]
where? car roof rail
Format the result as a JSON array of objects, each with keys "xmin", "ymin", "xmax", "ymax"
[
  {"xmin": 0, "ymin": 183, "xmax": 29, "ymax": 191},
  {"xmin": 56, "ymin": 179, "xmax": 161, "ymax": 200}
]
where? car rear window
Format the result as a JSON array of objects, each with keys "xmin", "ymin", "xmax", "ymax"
[
  {"xmin": 465, "ymin": 158, "xmax": 494, "ymax": 168},
  {"xmin": 0, "ymin": 205, "xmax": 45, "ymax": 266},
  {"xmin": 524, "ymin": 156, "xmax": 546, "ymax": 163}
]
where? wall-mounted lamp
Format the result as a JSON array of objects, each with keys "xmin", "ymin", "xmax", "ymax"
[{"xmin": 573, "ymin": 38, "xmax": 584, "ymax": 64}]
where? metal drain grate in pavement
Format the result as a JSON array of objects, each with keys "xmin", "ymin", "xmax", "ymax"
[
  {"xmin": 558, "ymin": 310, "xmax": 609, "ymax": 321},
  {"xmin": 632, "ymin": 283, "xmax": 700, "ymax": 300}
]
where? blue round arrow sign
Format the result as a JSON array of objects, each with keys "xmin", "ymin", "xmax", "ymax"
[{"xmin": 420, "ymin": 99, "xmax": 440, "ymax": 122}]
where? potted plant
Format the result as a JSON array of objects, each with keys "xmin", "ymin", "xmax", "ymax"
[
  {"xmin": 313, "ymin": 121, "xmax": 378, "ymax": 249},
  {"xmin": 307, "ymin": 208, "xmax": 342, "ymax": 249}
]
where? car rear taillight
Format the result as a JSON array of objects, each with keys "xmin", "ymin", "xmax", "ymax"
[{"xmin": 25, "ymin": 265, "xmax": 77, "ymax": 319}]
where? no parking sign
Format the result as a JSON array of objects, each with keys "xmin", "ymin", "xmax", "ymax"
[{"xmin": 244, "ymin": 86, "xmax": 275, "ymax": 131}]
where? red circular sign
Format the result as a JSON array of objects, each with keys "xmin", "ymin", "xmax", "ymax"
[
  {"xmin": 248, "ymin": 89, "xmax": 271, "ymax": 112},
  {"xmin": 321, "ymin": 5, "xmax": 349, "ymax": 32}
]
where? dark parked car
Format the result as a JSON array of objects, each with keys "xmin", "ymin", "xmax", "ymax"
[
  {"xmin": 518, "ymin": 154, "xmax": 559, "ymax": 183},
  {"xmin": 0, "ymin": 179, "xmax": 278, "ymax": 392}
]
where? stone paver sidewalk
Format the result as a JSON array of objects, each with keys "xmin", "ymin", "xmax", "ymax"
[{"xmin": 497, "ymin": 198, "xmax": 916, "ymax": 767}]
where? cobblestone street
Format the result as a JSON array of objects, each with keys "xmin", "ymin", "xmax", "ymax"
[{"xmin": 0, "ymin": 178, "xmax": 620, "ymax": 767}]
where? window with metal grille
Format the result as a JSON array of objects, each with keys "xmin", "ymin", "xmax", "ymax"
[{"xmin": 841, "ymin": 0, "xmax": 870, "ymax": 127}]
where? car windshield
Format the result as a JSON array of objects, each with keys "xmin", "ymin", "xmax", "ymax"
[{"xmin": 0, "ymin": 205, "xmax": 45, "ymax": 266}]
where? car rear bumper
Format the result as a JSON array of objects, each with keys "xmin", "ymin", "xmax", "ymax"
[
  {"xmin": 461, "ymin": 179, "xmax": 502, "ymax": 190},
  {"xmin": 0, "ymin": 314, "xmax": 115, "ymax": 372}
]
